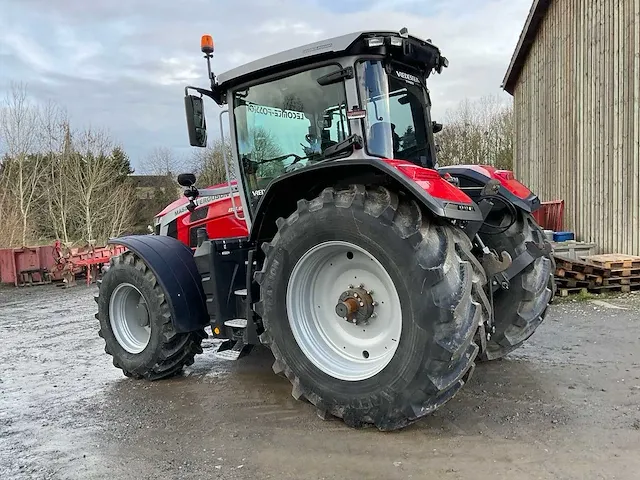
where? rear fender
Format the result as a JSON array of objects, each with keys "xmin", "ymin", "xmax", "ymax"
[
  {"xmin": 250, "ymin": 159, "xmax": 483, "ymax": 244},
  {"xmin": 108, "ymin": 235, "xmax": 209, "ymax": 333},
  {"xmin": 438, "ymin": 165, "xmax": 541, "ymax": 213}
]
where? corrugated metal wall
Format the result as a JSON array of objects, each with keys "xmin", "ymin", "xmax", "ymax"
[{"xmin": 513, "ymin": 0, "xmax": 640, "ymax": 255}]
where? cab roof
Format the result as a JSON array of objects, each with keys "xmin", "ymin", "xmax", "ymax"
[{"xmin": 211, "ymin": 30, "xmax": 444, "ymax": 100}]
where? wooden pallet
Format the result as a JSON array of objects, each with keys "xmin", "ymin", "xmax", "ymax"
[
  {"xmin": 590, "ymin": 283, "xmax": 640, "ymax": 293},
  {"xmin": 554, "ymin": 254, "xmax": 606, "ymax": 275},
  {"xmin": 555, "ymin": 268, "xmax": 587, "ymax": 281},
  {"xmin": 601, "ymin": 275, "xmax": 640, "ymax": 286},
  {"xmin": 583, "ymin": 254, "xmax": 640, "ymax": 269},
  {"xmin": 558, "ymin": 283, "xmax": 640, "ymax": 297},
  {"xmin": 558, "ymin": 287, "xmax": 589, "ymax": 297},
  {"xmin": 553, "ymin": 254, "xmax": 604, "ymax": 287},
  {"xmin": 556, "ymin": 278, "xmax": 593, "ymax": 289},
  {"xmin": 602, "ymin": 267, "xmax": 640, "ymax": 278}
]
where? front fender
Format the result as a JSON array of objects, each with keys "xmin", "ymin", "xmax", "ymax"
[{"xmin": 108, "ymin": 235, "xmax": 209, "ymax": 333}]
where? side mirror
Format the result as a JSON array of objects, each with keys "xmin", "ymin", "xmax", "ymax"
[
  {"xmin": 185, "ymin": 95, "xmax": 207, "ymax": 147},
  {"xmin": 432, "ymin": 121, "xmax": 443, "ymax": 134},
  {"xmin": 177, "ymin": 173, "xmax": 197, "ymax": 187}
]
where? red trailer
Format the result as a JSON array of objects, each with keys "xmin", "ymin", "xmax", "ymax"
[
  {"xmin": 0, "ymin": 246, "xmax": 55, "ymax": 286},
  {"xmin": 0, "ymin": 241, "xmax": 127, "ymax": 287}
]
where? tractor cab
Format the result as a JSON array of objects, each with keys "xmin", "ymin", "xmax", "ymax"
[{"xmin": 184, "ymin": 30, "xmax": 450, "ymax": 223}]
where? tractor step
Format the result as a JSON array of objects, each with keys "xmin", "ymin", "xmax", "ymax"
[
  {"xmin": 214, "ymin": 339, "xmax": 249, "ymax": 361},
  {"xmin": 215, "ymin": 348, "xmax": 243, "ymax": 361},
  {"xmin": 234, "ymin": 288, "xmax": 247, "ymax": 297},
  {"xmin": 224, "ymin": 318, "xmax": 248, "ymax": 328}
]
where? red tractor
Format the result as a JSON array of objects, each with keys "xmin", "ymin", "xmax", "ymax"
[{"xmin": 95, "ymin": 30, "xmax": 555, "ymax": 431}]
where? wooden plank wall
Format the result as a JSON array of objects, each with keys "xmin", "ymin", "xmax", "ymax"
[{"xmin": 513, "ymin": 0, "xmax": 640, "ymax": 255}]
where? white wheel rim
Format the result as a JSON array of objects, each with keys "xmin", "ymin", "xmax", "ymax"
[
  {"xmin": 109, "ymin": 283, "xmax": 151, "ymax": 354},
  {"xmin": 286, "ymin": 241, "xmax": 402, "ymax": 381}
]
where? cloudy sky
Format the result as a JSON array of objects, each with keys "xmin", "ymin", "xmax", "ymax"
[{"xmin": 0, "ymin": 0, "xmax": 531, "ymax": 170}]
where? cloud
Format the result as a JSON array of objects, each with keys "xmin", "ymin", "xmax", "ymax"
[{"xmin": 0, "ymin": 0, "xmax": 531, "ymax": 167}]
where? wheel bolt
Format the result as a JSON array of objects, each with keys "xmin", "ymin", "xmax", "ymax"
[
  {"xmin": 359, "ymin": 284, "xmax": 364, "ymax": 289},
  {"xmin": 354, "ymin": 293, "xmax": 359, "ymax": 298},
  {"xmin": 371, "ymin": 313, "xmax": 377, "ymax": 318},
  {"xmin": 367, "ymin": 290, "xmax": 373, "ymax": 295},
  {"xmin": 349, "ymin": 284, "xmax": 354, "ymax": 289},
  {"xmin": 372, "ymin": 301, "xmax": 378, "ymax": 306},
  {"xmin": 359, "ymin": 301, "xmax": 364, "ymax": 307}
]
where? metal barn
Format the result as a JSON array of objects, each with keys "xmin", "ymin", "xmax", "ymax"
[{"xmin": 502, "ymin": 0, "xmax": 640, "ymax": 255}]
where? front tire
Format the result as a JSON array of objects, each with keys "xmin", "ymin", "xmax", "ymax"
[
  {"xmin": 255, "ymin": 185, "xmax": 490, "ymax": 430},
  {"xmin": 96, "ymin": 251, "xmax": 205, "ymax": 380}
]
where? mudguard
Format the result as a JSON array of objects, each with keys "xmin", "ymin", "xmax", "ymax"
[
  {"xmin": 250, "ymin": 158, "xmax": 483, "ymax": 244},
  {"xmin": 108, "ymin": 235, "xmax": 209, "ymax": 333},
  {"xmin": 438, "ymin": 165, "xmax": 541, "ymax": 213}
]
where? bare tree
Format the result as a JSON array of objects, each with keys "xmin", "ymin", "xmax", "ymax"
[
  {"xmin": 189, "ymin": 138, "xmax": 234, "ymax": 187},
  {"xmin": 38, "ymin": 101, "xmax": 75, "ymax": 243},
  {"xmin": 106, "ymin": 182, "xmax": 136, "ymax": 239},
  {"xmin": 0, "ymin": 83, "xmax": 48, "ymax": 245},
  {"xmin": 435, "ymin": 94, "xmax": 514, "ymax": 170},
  {"xmin": 68, "ymin": 127, "xmax": 135, "ymax": 244},
  {"xmin": 139, "ymin": 146, "xmax": 186, "ymax": 176},
  {"xmin": 0, "ymin": 85, "xmax": 138, "ymax": 247},
  {"xmin": 0, "ymin": 157, "xmax": 22, "ymax": 247}
]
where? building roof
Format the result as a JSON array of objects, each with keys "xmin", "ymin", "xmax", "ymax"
[{"xmin": 501, "ymin": 0, "xmax": 552, "ymax": 95}]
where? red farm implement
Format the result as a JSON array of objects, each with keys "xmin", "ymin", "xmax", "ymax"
[{"xmin": 0, "ymin": 241, "xmax": 126, "ymax": 287}]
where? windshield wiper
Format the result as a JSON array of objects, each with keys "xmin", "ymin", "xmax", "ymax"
[
  {"xmin": 258, "ymin": 153, "xmax": 309, "ymax": 165},
  {"xmin": 258, "ymin": 134, "xmax": 363, "ymax": 168},
  {"xmin": 324, "ymin": 134, "xmax": 363, "ymax": 158}
]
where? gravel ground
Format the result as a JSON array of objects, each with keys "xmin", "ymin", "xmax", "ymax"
[{"xmin": 1, "ymin": 284, "xmax": 639, "ymax": 480}]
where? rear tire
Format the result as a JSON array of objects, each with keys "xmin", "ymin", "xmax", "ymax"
[
  {"xmin": 254, "ymin": 185, "xmax": 490, "ymax": 430},
  {"xmin": 96, "ymin": 251, "xmax": 205, "ymax": 380},
  {"xmin": 479, "ymin": 210, "xmax": 555, "ymax": 361}
]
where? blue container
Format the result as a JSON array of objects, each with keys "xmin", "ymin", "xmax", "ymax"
[{"xmin": 553, "ymin": 231, "xmax": 575, "ymax": 242}]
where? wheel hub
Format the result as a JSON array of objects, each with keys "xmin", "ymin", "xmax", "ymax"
[
  {"xmin": 335, "ymin": 285, "xmax": 376, "ymax": 325},
  {"xmin": 109, "ymin": 283, "xmax": 151, "ymax": 354}
]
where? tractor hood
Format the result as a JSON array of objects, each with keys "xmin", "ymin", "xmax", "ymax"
[{"xmin": 156, "ymin": 181, "xmax": 234, "ymax": 218}]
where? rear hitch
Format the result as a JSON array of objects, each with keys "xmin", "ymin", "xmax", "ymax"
[{"xmin": 489, "ymin": 241, "xmax": 547, "ymax": 294}]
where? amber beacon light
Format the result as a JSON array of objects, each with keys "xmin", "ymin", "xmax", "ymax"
[{"xmin": 201, "ymin": 35, "xmax": 214, "ymax": 55}]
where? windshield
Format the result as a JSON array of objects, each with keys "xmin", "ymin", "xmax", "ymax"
[
  {"xmin": 233, "ymin": 64, "xmax": 349, "ymax": 209},
  {"xmin": 357, "ymin": 59, "xmax": 435, "ymax": 168}
]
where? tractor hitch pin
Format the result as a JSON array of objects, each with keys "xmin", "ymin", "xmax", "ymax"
[{"xmin": 475, "ymin": 234, "xmax": 491, "ymax": 255}]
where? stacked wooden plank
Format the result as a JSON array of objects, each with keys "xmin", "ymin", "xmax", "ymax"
[{"xmin": 553, "ymin": 253, "xmax": 640, "ymax": 297}]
